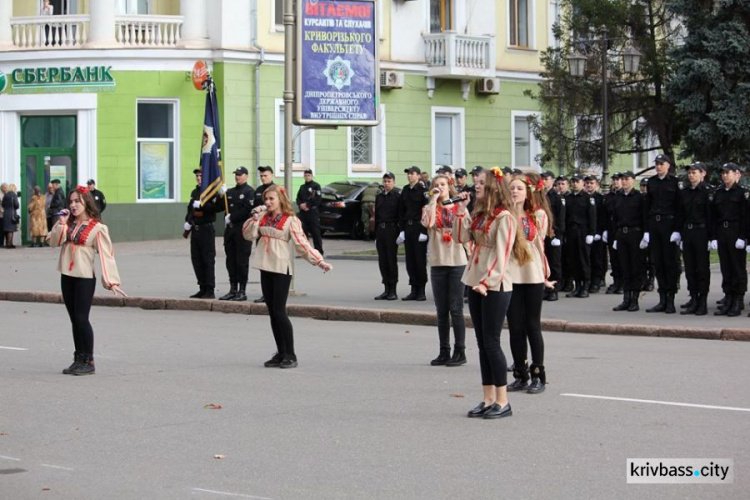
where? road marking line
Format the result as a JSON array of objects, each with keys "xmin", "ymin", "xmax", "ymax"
[
  {"xmin": 192, "ymin": 487, "xmax": 273, "ymax": 499},
  {"xmin": 0, "ymin": 346, "xmax": 28, "ymax": 351},
  {"xmin": 40, "ymin": 464, "xmax": 74, "ymax": 471},
  {"xmin": 0, "ymin": 455, "xmax": 21, "ymax": 461},
  {"xmin": 561, "ymin": 393, "xmax": 750, "ymax": 413}
]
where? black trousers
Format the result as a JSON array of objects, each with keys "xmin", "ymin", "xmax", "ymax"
[
  {"xmin": 717, "ymin": 224, "xmax": 747, "ymax": 295},
  {"xmin": 190, "ymin": 224, "xmax": 216, "ymax": 289},
  {"xmin": 61, "ymin": 274, "xmax": 96, "ymax": 356},
  {"xmin": 616, "ymin": 229, "xmax": 644, "ymax": 292},
  {"xmin": 590, "ymin": 240, "xmax": 607, "ymax": 283},
  {"xmin": 607, "ymin": 240, "xmax": 621, "ymax": 284},
  {"xmin": 468, "ymin": 287, "xmax": 510, "ymax": 387},
  {"xmin": 649, "ymin": 218, "xmax": 681, "ymax": 293},
  {"xmin": 564, "ymin": 226, "xmax": 591, "ymax": 281},
  {"xmin": 682, "ymin": 226, "xmax": 710, "ymax": 295},
  {"xmin": 404, "ymin": 221, "xmax": 427, "ymax": 287},
  {"xmin": 507, "ymin": 283, "xmax": 545, "ymax": 370},
  {"xmin": 544, "ymin": 237, "xmax": 562, "ymax": 283},
  {"xmin": 260, "ymin": 270, "xmax": 295, "ymax": 360},
  {"xmin": 430, "ymin": 266, "xmax": 466, "ymax": 350},
  {"xmin": 299, "ymin": 208, "xmax": 323, "ymax": 255},
  {"xmin": 224, "ymin": 226, "xmax": 252, "ymax": 286},
  {"xmin": 376, "ymin": 223, "xmax": 399, "ymax": 286}
]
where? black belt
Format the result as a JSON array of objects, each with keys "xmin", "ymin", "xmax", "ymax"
[
  {"xmin": 406, "ymin": 219, "xmax": 419, "ymax": 225},
  {"xmin": 720, "ymin": 221, "xmax": 738, "ymax": 229},
  {"xmin": 618, "ymin": 226, "xmax": 641, "ymax": 234},
  {"xmin": 685, "ymin": 223, "xmax": 706, "ymax": 230},
  {"xmin": 651, "ymin": 214, "xmax": 675, "ymax": 221},
  {"xmin": 193, "ymin": 223, "xmax": 214, "ymax": 231}
]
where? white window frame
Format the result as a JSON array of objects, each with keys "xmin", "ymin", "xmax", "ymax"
[
  {"xmin": 136, "ymin": 98, "xmax": 179, "ymax": 203},
  {"xmin": 511, "ymin": 110, "xmax": 542, "ymax": 171},
  {"xmin": 431, "ymin": 106, "xmax": 465, "ymax": 173},
  {"xmin": 425, "ymin": 0, "xmax": 466, "ymax": 34},
  {"xmin": 271, "ymin": 0, "xmax": 284, "ymax": 33},
  {"xmin": 347, "ymin": 104, "xmax": 387, "ymax": 178},
  {"xmin": 507, "ymin": 0, "xmax": 536, "ymax": 49},
  {"xmin": 548, "ymin": 0, "xmax": 561, "ymax": 49},
  {"xmin": 117, "ymin": 0, "xmax": 150, "ymax": 15},
  {"xmin": 274, "ymin": 98, "xmax": 315, "ymax": 174}
]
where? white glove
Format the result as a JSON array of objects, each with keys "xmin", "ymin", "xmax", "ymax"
[
  {"xmin": 735, "ymin": 238, "xmax": 746, "ymax": 250},
  {"xmin": 639, "ymin": 237, "xmax": 648, "ymax": 250},
  {"xmin": 219, "ymin": 184, "xmax": 228, "ymax": 195},
  {"xmin": 602, "ymin": 231, "xmax": 608, "ymax": 243},
  {"xmin": 183, "ymin": 222, "xmax": 191, "ymax": 231},
  {"xmin": 594, "ymin": 234, "xmax": 601, "ymax": 241},
  {"xmin": 418, "ymin": 233, "xmax": 428, "ymax": 242},
  {"xmin": 709, "ymin": 240, "xmax": 718, "ymax": 251},
  {"xmin": 396, "ymin": 231, "xmax": 405, "ymax": 245},
  {"xmin": 585, "ymin": 235, "xmax": 594, "ymax": 245},
  {"xmin": 613, "ymin": 240, "xmax": 618, "ymax": 250},
  {"xmin": 670, "ymin": 232, "xmax": 681, "ymax": 244},
  {"xmin": 643, "ymin": 232, "xmax": 650, "ymax": 244},
  {"xmin": 224, "ymin": 214, "xmax": 231, "ymax": 225},
  {"xmin": 192, "ymin": 200, "xmax": 201, "ymax": 209},
  {"xmin": 679, "ymin": 241, "xmax": 683, "ymax": 251},
  {"xmin": 550, "ymin": 238, "xmax": 561, "ymax": 247}
]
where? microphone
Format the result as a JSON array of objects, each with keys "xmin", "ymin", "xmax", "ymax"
[
  {"xmin": 424, "ymin": 188, "xmax": 440, "ymax": 199},
  {"xmin": 253, "ymin": 204, "xmax": 268, "ymax": 214},
  {"xmin": 441, "ymin": 196, "xmax": 463, "ymax": 206}
]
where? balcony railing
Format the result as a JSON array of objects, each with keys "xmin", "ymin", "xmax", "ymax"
[
  {"xmin": 8, "ymin": 15, "xmax": 183, "ymax": 49},
  {"xmin": 423, "ymin": 32, "xmax": 496, "ymax": 79}
]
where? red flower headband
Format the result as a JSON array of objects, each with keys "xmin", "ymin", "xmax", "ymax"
[
  {"xmin": 278, "ymin": 187, "xmax": 287, "ymax": 196},
  {"xmin": 489, "ymin": 166, "xmax": 504, "ymax": 182},
  {"xmin": 76, "ymin": 185, "xmax": 90, "ymax": 195}
]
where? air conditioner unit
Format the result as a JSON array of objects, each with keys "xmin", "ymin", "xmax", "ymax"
[
  {"xmin": 380, "ymin": 70, "xmax": 404, "ymax": 89},
  {"xmin": 476, "ymin": 78, "xmax": 501, "ymax": 95}
]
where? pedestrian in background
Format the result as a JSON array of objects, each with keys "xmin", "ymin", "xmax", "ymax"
[
  {"xmin": 242, "ymin": 185, "xmax": 333, "ymax": 368},
  {"xmin": 374, "ymin": 172, "xmax": 400, "ymax": 300},
  {"xmin": 296, "ymin": 169, "xmax": 324, "ymax": 255},
  {"xmin": 219, "ymin": 166, "xmax": 255, "ymax": 302},
  {"xmin": 86, "ymin": 179, "xmax": 107, "ymax": 216},
  {"xmin": 2, "ymin": 183, "xmax": 20, "ymax": 248},
  {"xmin": 27, "ymin": 185, "xmax": 47, "ymax": 247},
  {"xmin": 399, "ymin": 166, "xmax": 428, "ymax": 301},
  {"xmin": 48, "ymin": 185, "xmax": 126, "ymax": 375},
  {"xmin": 48, "ymin": 179, "xmax": 66, "ymax": 230}
]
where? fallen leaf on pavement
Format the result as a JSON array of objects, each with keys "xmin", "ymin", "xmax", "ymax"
[
  {"xmin": 214, "ymin": 454, "xmax": 226, "ymax": 459},
  {"xmin": 204, "ymin": 404, "xmax": 223, "ymax": 410},
  {"xmin": 450, "ymin": 393, "xmax": 465, "ymax": 398},
  {"xmin": 333, "ymin": 355, "xmax": 341, "ymax": 358}
]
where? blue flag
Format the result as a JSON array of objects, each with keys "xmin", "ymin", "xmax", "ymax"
[{"xmin": 199, "ymin": 87, "xmax": 223, "ymax": 205}]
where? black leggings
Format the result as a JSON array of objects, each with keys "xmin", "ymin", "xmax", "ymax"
[
  {"xmin": 430, "ymin": 266, "xmax": 466, "ymax": 350},
  {"xmin": 468, "ymin": 287, "xmax": 510, "ymax": 387},
  {"xmin": 507, "ymin": 283, "xmax": 545, "ymax": 372},
  {"xmin": 61, "ymin": 274, "xmax": 97, "ymax": 356},
  {"xmin": 260, "ymin": 270, "xmax": 295, "ymax": 360}
]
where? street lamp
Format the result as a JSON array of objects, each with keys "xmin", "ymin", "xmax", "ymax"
[{"xmin": 566, "ymin": 27, "xmax": 642, "ymax": 192}]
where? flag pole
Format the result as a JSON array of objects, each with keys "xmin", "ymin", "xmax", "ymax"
[{"xmin": 206, "ymin": 76, "xmax": 229, "ymax": 214}]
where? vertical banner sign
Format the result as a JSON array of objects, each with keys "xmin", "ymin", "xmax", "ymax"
[{"xmin": 296, "ymin": 0, "xmax": 380, "ymax": 126}]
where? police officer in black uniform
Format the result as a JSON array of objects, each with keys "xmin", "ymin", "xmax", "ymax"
[
  {"xmin": 296, "ymin": 168, "xmax": 324, "ymax": 255},
  {"xmin": 399, "ymin": 166, "xmax": 428, "ymax": 301},
  {"xmin": 218, "ymin": 166, "xmax": 255, "ymax": 302},
  {"xmin": 711, "ymin": 162, "xmax": 747, "ymax": 317},
  {"xmin": 564, "ymin": 174, "xmax": 596, "ymax": 298},
  {"xmin": 585, "ymin": 175, "xmax": 607, "ymax": 293},
  {"xmin": 643, "ymin": 154, "xmax": 682, "ymax": 314},
  {"xmin": 252, "ymin": 165, "xmax": 276, "ymax": 303},
  {"xmin": 542, "ymin": 170, "xmax": 564, "ymax": 301},
  {"xmin": 455, "ymin": 168, "xmax": 475, "ymax": 213},
  {"xmin": 640, "ymin": 177, "xmax": 655, "ymax": 292},
  {"xmin": 612, "ymin": 171, "xmax": 646, "ymax": 312},
  {"xmin": 86, "ymin": 179, "xmax": 107, "ymax": 215},
  {"xmin": 374, "ymin": 172, "xmax": 401, "ymax": 300},
  {"xmin": 556, "ymin": 175, "xmax": 574, "ymax": 292},
  {"xmin": 184, "ymin": 168, "xmax": 225, "ymax": 299},
  {"xmin": 678, "ymin": 162, "xmax": 712, "ymax": 315},
  {"xmin": 603, "ymin": 173, "xmax": 623, "ymax": 294}
]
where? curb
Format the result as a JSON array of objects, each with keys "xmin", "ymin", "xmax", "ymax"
[{"xmin": 2, "ymin": 290, "xmax": 747, "ymax": 342}]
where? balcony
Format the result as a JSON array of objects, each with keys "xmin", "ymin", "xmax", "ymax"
[
  {"xmin": 423, "ymin": 32, "xmax": 496, "ymax": 79},
  {"xmin": 9, "ymin": 15, "xmax": 183, "ymax": 49}
]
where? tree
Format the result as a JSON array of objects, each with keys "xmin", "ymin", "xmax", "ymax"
[
  {"xmin": 666, "ymin": 0, "xmax": 750, "ymax": 167},
  {"xmin": 526, "ymin": 0, "xmax": 683, "ymax": 177}
]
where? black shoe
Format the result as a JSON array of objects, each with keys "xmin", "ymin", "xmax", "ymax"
[
  {"xmin": 201, "ymin": 289, "xmax": 215, "ymax": 299},
  {"xmin": 374, "ymin": 289, "xmax": 389, "ymax": 300},
  {"xmin": 415, "ymin": 286, "xmax": 427, "ymax": 301},
  {"xmin": 613, "ymin": 291, "xmax": 631, "ymax": 311},
  {"xmin": 717, "ymin": 294, "xmax": 729, "ymax": 305},
  {"xmin": 628, "ymin": 293, "xmax": 640, "ymax": 312},
  {"xmin": 254, "ymin": 296, "xmax": 265, "ymax": 304},
  {"xmin": 605, "ymin": 283, "xmax": 618, "ymax": 294},
  {"xmin": 430, "ymin": 349, "xmax": 451, "ymax": 366},
  {"xmin": 62, "ymin": 352, "xmax": 82, "ymax": 375},
  {"xmin": 506, "ymin": 378, "xmax": 529, "ymax": 392},
  {"xmin": 218, "ymin": 290, "xmax": 237, "ymax": 301},
  {"xmin": 664, "ymin": 294, "xmax": 676, "ymax": 314},
  {"xmin": 264, "ymin": 353, "xmax": 283, "ymax": 367},
  {"xmin": 565, "ymin": 285, "xmax": 580, "ymax": 298},
  {"xmin": 70, "ymin": 355, "xmax": 95, "ymax": 376},
  {"xmin": 527, "ymin": 378, "xmax": 546, "ymax": 394},
  {"xmin": 279, "ymin": 358, "xmax": 298, "ymax": 369},
  {"xmin": 445, "ymin": 348, "xmax": 466, "ymax": 367},
  {"xmin": 646, "ymin": 293, "xmax": 666, "ymax": 313},
  {"xmin": 727, "ymin": 295, "xmax": 743, "ymax": 317},
  {"xmin": 561, "ymin": 281, "xmax": 574, "ymax": 293},
  {"xmin": 189, "ymin": 289, "xmax": 204, "ymax": 299},
  {"xmin": 694, "ymin": 293, "xmax": 708, "ymax": 316},
  {"xmin": 230, "ymin": 292, "xmax": 247, "ymax": 301},
  {"xmin": 588, "ymin": 283, "xmax": 601, "ymax": 294},
  {"xmin": 467, "ymin": 402, "xmax": 493, "ymax": 418},
  {"xmin": 402, "ymin": 287, "xmax": 418, "ymax": 301},
  {"xmin": 483, "ymin": 403, "xmax": 512, "ymax": 419},
  {"xmin": 680, "ymin": 296, "xmax": 695, "ymax": 309},
  {"xmin": 576, "ymin": 282, "xmax": 590, "ymax": 298},
  {"xmin": 681, "ymin": 297, "xmax": 698, "ymax": 314},
  {"xmin": 544, "ymin": 290, "xmax": 558, "ymax": 301}
]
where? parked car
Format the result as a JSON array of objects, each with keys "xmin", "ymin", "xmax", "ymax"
[{"xmin": 319, "ymin": 181, "xmax": 382, "ymax": 239}]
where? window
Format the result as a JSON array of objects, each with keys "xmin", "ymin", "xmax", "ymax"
[
  {"xmin": 137, "ymin": 100, "xmax": 177, "ymax": 201},
  {"xmin": 275, "ymin": 99, "xmax": 314, "ymax": 172},
  {"xmin": 512, "ymin": 111, "xmax": 541, "ymax": 170},
  {"xmin": 348, "ymin": 105, "xmax": 387, "ymax": 176},
  {"xmin": 509, "ymin": 0, "xmax": 531, "ymax": 47},
  {"xmin": 117, "ymin": 0, "xmax": 149, "ymax": 14},
  {"xmin": 430, "ymin": 0, "xmax": 453, "ymax": 33},
  {"xmin": 274, "ymin": 0, "xmax": 283, "ymax": 27},
  {"xmin": 575, "ymin": 115, "xmax": 602, "ymax": 174},
  {"xmin": 48, "ymin": 0, "xmax": 79, "ymax": 15},
  {"xmin": 431, "ymin": 107, "xmax": 465, "ymax": 172}
]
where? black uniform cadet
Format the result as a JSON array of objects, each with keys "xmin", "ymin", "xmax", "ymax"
[
  {"xmin": 374, "ymin": 172, "xmax": 400, "ymax": 300},
  {"xmin": 711, "ymin": 162, "xmax": 747, "ymax": 317},
  {"xmin": 644, "ymin": 154, "xmax": 682, "ymax": 314},
  {"xmin": 295, "ymin": 169, "xmax": 324, "ymax": 255},
  {"xmin": 185, "ymin": 168, "xmax": 225, "ymax": 299},
  {"xmin": 604, "ymin": 173, "xmax": 623, "ymax": 294},
  {"xmin": 219, "ymin": 166, "xmax": 255, "ymax": 302},
  {"xmin": 86, "ymin": 179, "xmax": 107, "ymax": 215},
  {"xmin": 612, "ymin": 171, "xmax": 646, "ymax": 312},
  {"xmin": 678, "ymin": 162, "xmax": 712, "ymax": 315},
  {"xmin": 400, "ymin": 166, "xmax": 428, "ymax": 301},
  {"xmin": 640, "ymin": 178, "xmax": 655, "ymax": 292},
  {"xmin": 455, "ymin": 168, "xmax": 475, "ymax": 214},
  {"xmin": 564, "ymin": 174, "xmax": 597, "ymax": 298},
  {"xmin": 586, "ymin": 176, "xmax": 607, "ymax": 293},
  {"xmin": 542, "ymin": 170, "xmax": 565, "ymax": 301},
  {"xmin": 252, "ymin": 165, "xmax": 276, "ymax": 304}
]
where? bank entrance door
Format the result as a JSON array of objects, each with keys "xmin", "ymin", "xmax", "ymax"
[{"xmin": 20, "ymin": 115, "xmax": 77, "ymax": 244}]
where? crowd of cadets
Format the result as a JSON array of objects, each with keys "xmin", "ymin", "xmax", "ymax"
[{"xmin": 374, "ymin": 155, "xmax": 750, "ymax": 318}]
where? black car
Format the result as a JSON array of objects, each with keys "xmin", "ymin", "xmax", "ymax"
[{"xmin": 319, "ymin": 181, "xmax": 381, "ymax": 239}]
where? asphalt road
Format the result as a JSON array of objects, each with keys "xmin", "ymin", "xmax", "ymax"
[{"xmin": 1, "ymin": 302, "xmax": 748, "ymax": 499}]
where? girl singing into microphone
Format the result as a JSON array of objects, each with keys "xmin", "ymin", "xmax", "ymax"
[
  {"xmin": 507, "ymin": 173, "xmax": 555, "ymax": 394},
  {"xmin": 422, "ymin": 174, "xmax": 468, "ymax": 367},
  {"xmin": 454, "ymin": 167, "xmax": 530, "ymax": 419},
  {"xmin": 243, "ymin": 185, "xmax": 332, "ymax": 368},
  {"xmin": 48, "ymin": 186, "xmax": 126, "ymax": 375}
]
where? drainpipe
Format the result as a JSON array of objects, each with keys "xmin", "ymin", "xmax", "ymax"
[{"xmin": 251, "ymin": 0, "xmax": 264, "ymax": 172}]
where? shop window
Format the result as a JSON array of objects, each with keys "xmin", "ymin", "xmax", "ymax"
[{"xmin": 137, "ymin": 100, "xmax": 177, "ymax": 201}]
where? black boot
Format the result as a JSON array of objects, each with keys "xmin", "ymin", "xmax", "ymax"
[
  {"xmin": 201, "ymin": 288, "xmax": 215, "ymax": 299},
  {"xmin": 219, "ymin": 283, "xmax": 238, "ymax": 301},
  {"xmin": 189, "ymin": 287, "xmax": 205, "ymax": 299},
  {"xmin": 576, "ymin": 281, "xmax": 590, "ymax": 298},
  {"xmin": 446, "ymin": 347, "xmax": 466, "ymax": 367},
  {"xmin": 231, "ymin": 283, "xmax": 247, "ymax": 301},
  {"xmin": 62, "ymin": 352, "xmax": 83, "ymax": 374},
  {"xmin": 253, "ymin": 295, "xmax": 266, "ymax": 304},
  {"xmin": 70, "ymin": 354, "xmax": 95, "ymax": 376},
  {"xmin": 680, "ymin": 295, "xmax": 695, "ymax": 309},
  {"xmin": 527, "ymin": 364, "xmax": 546, "ymax": 394},
  {"xmin": 694, "ymin": 292, "xmax": 708, "ymax": 316},
  {"xmin": 566, "ymin": 282, "xmax": 580, "ymax": 298},
  {"xmin": 716, "ymin": 294, "xmax": 729, "ymax": 305},
  {"xmin": 714, "ymin": 296, "xmax": 731, "ymax": 316},
  {"xmin": 646, "ymin": 292, "xmax": 667, "ymax": 313},
  {"xmin": 415, "ymin": 284, "xmax": 427, "ymax": 301},
  {"xmin": 727, "ymin": 294, "xmax": 743, "ymax": 317},
  {"xmin": 664, "ymin": 293, "xmax": 676, "ymax": 314},
  {"xmin": 402, "ymin": 286, "xmax": 418, "ymax": 301},
  {"xmin": 386, "ymin": 283, "xmax": 398, "ymax": 300},
  {"xmin": 507, "ymin": 367, "xmax": 530, "ymax": 391},
  {"xmin": 613, "ymin": 291, "xmax": 631, "ymax": 311},
  {"xmin": 605, "ymin": 281, "xmax": 619, "ymax": 294},
  {"xmin": 628, "ymin": 291, "xmax": 640, "ymax": 312},
  {"xmin": 588, "ymin": 281, "xmax": 600, "ymax": 294},
  {"xmin": 374, "ymin": 285, "xmax": 389, "ymax": 300},
  {"xmin": 430, "ymin": 348, "xmax": 451, "ymax": 366},
  {"xmin": 561, "ymin": 280, "xmax": 574, "ymax": 293}
]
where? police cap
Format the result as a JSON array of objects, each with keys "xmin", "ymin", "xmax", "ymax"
[
  {"xmin": 654, "ymin": 153, "xmax": 671, "ymax": 165},
  {"xmin": 233, "ymin": 166, "xmax": 249, "ymax": 175},
  {"xmin": 257, "ymin": 165, "xmax": 273, "ymax": 173},
  {"xmin": 383, "ymin": 171, "xmax": 395, "ymax": 179},
  {"xmin": 541, "ymin": 170, "xmax": 555, "ymax": 179},
  {"xmin": 404, "ymin": 165, "xmax": 421, "ymax": 174},
  {"xmin": 470, "ymin": 166, "xmax": 484, "ymax": 176},
  {"xmin": 454, "ymin": 168, "xmax": 467, "ymax": 178},
  {"xmin": 687, "ymin": 162, "xmax": 706, "ymax": 172},
  {"xmin": 620, "ymin": 171, "xmax": 636, "ymax": 179},
  {"xmin": 719, "ymin": 162, "xmax": 741, "ymax": 172}
]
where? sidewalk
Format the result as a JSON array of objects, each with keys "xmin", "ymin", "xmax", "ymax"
[{"xmin": 1, "ymin": 236, "xmax": 748, "ymax": 340}]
